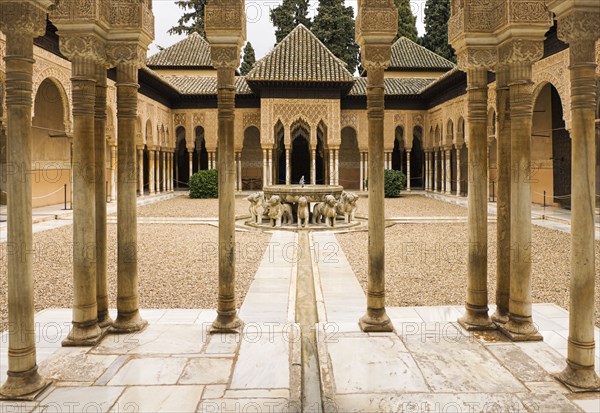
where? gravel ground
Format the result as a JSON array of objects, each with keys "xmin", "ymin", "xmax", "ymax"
[
  {"xmin": 356, "ymin": 194, "xmax": 468, "ymax": 218},
  {"xmin": 337, "ymin": 223, "xmax": 600, "ymax": 327},
  {"xmin": 135, "ymin": 194, "xmax": 250, "ymax": 218},
  {"xmin": 0, "ymin": 223, "xmax": 269, "ymax": 332}
]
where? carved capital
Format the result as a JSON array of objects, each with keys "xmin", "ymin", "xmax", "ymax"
[
  {"xmin": 210, "ymin": 45, "xmax": 241, "ymax": 69},
  {"xmin": 0, "ymin": 1, "xmax": 51, "ymax": 37},
  {"xmin": 557, "ymin": 11, "xmax": 600, "ymax": 62},
  {"xmin": 59, "ymin": 33, "xmax": 107, "ymax": 63},
  {"xmin": 457, "ymin": 47, "xmax": 497, "ymax": 71},
  {"xmin": 106, "ymin": 42, "xmax": 147, "ymax": 68},
  {"xmin": 498, "ymin": 39, "xmax": 544, "ymax": 65},
  {"xmin": 361, "ymin": 45, "xmax": 392, "ymax": 71},
  {"xmin": 508, "ymin": 1, "xmax": 551, "ymax": 24},
  {"xmin": 355, "ymin": 0, "xmax": 397, "ymax": 47}
]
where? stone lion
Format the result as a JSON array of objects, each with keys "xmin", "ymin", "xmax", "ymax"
[
  {"xmin": 322, "ymin": 194, "xmax": 338, "ymax": 227},
  {"xmin": 297, "ymin": 197, "xmax": 309, "ymax": 228},
  {"xmin": 246, "ymin": 191, "xmax": 265, "ymax": 224},
  {"xmin": 268, "ymin": 195, "xmax": 293, "ymax": 227},
  {"xmin": 336, "ymin": 191, "xmax": 359, "ymax": 224}
]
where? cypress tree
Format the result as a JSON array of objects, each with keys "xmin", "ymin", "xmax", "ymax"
[
  {"xmin": 420, "ymin": 0, "xmax": 455, "ymax": 62},
  {"xmin": 394, "ymin": 0, "xmax": 418, "ymax": 42},
  {"xmin": 169, "ymin": 0, "xmax": 208, "ymax": 38},
  {"xmin": 240, "ymin": 42, "xmax": 256, "ymax": 75},
  {"xmin": 270, "ymin": 0, "xmax": 312, "ymax": 44},
  {"xmin": 312, "ymin": 0, "xmax": 359, "ymax": 74}
]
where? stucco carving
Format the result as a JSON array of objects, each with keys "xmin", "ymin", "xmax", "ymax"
[
  {"xmin": 174, "ymin": 113, "xmax": 186, "ymax": 128},
  {"xmin": 243, "ymin": 112, "xmax": 260, "ymax": 129}
]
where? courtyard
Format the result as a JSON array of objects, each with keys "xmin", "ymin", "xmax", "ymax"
[{"xmin": 1, "ymin": 193, "xmax": 599, "ymax": 412}]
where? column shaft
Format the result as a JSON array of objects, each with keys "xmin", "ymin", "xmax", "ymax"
[
  {"xmin": 311, "ymin": 148, "xmax": 316, "ymax": 185},
  {"xmin": 458, "ymin": 67, "xmax": 493, "ymax": 330},
  {"xmin": 237, "ymin": 152, "xmax": 242, "ymax": 191},
  {"xmin": 558, "ymin": 40, "xmax": 600, "ymax": 389},
  {"xmin": 285, "ymin": 147, "xmax": 291, "ymax": 185},
  {"xmin": 95, "ymin": 63, "xmax": 111, "ymax": 328},
  {"xmin": 110, "ymin": 145, "xmax": 117, "ymax": 201},
  {"xmin": 262, "ymin": 149, "xmax": 267, "ymax": 188},
  {"xmin": 268, "ymin": 149, "xmax": 273, "ymax": 185},
  {"xmin": 64, "ymin": 56, "xmax": 102, "ymax": 345},
  {"xmin": 137, "ymin": 148, "xmax": 144, "ymax": 196},
  {"xmin": 113, "ymin": 63, "xmax": 146, "ymax": 333},
  {"xmin": 493, "ymin": 66, "xmax": 511, "ymax": 324},
  {"xmin": 359, "ymin": 152, "xmax": 364, "ymax": 191},
  {"xmin": 445, "ymin": 149, "xmax": 451, "ymax": 194},
  {"xmin": 456, "ymin": 148, "xmax": 462, "ymax": 196},
  {"xmin": 212, "ymin": 66, "xmax": 243, "ymax": 333},
  {"xmin": 359, "ymin": 67, "xmax": 393, "ymax": 332},
  {"xmin": 406, "ymin": 150, "xmax": 411, "ymax": 191},
  {"xmin": 162, "ymin": 150, "xmax": 167, "ymax": 192},
  {"xmin": 149, "ymin": 150, "xmax": 155, "ymax": 194},
  {"xmin": 188, "ymin": 151, "xmax": 193, "ymax": 180},
  {"xmin": 499, "ymin": 62, "xmax": 541, "ymax": 341},
  {"xmin": 0, "ymin": 29, "xmax": 47, "ymax": 398}
]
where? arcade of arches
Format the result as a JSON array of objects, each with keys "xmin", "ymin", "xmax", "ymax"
[{"xmin": 0, "ymin": 0, "xmax": 599, "ymax": 402}]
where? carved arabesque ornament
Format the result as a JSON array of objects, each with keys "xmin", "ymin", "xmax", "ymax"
[
  {"xmin": 557, "ymin": 11, "xmax": 600, "ymax": 62},
  {"xmin": 498, "ymin": 39, "xmax": 544, "ymax": 65},
  {"xmin": 0, "ymin": 1, "xmax": 51, "ymax": 36},
  {"xmin": 59, "ymin": 34, "xmax": 106, "ymax": 62}
]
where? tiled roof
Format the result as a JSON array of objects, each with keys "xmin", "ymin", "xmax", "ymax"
[
  {"xmin": 246, "ymin": 24, "xmax": 354, "ymax": 83},
  {"xmin": 161, "ymin": 75, "xmax": 253, "ymax": 95},
  {"xmin": 348, "ymin": 77, "xmax": 436, "ymax": 96},
  {"xmin": 389, "ymin": 37, "xmax": 455, "ymax": 71},
  {"xmin": 147, "ymin": 33, "xmax": 213, "ymax": 68}
]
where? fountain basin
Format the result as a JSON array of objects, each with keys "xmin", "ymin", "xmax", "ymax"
[{"xmin": 263, "ymin": 184, "xmax": 344, "ymax": 203}]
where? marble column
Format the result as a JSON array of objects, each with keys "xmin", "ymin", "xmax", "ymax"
[
  {"xmin": 445, "ymin": 148, "xmax": 452, "ymax": 194},
  {"xmin": 149, "ymin": 149, "xmax": 155, "ymax": 194},
  {"xmin": 137, "ymin": 147, "xmax": 144, "ymax": 196},
  {"xmin": 262, "ymin": 149, "xmax": 267, "ymax": 188},
  {"xmin": 162, "ymin": 150, "xmax": 167, "ymax": 192},
  {"xmin": 334, "ymin": 148, "xmax": 339, "ymax": 185},
  {"xmin": 236, "ymin": 152, "xmax": 242, "ymax": 191},
  {"xmin": 458, "ymin": 67, "xmax": 494, "ymax": 331},
  {"xmin": 555, "ymin": 10, "xmax": 600, "ymax": 390},
  {"xmin": 364, "ymin": 152, "xmax": 368, "ymax": 189},
  {"xmin": 311, "ymin": 147, "xmax": 316, "ymax": 185},
  {"xmin": 112, "ymin": 62, "xmax": 147, "ymax": 333},
  {"xmin": 359, "ymin": 152, "xmax": 364, "ymax": 191},
  {"xmin": 432, "ymin": 151, "xmax": 437, "ymax": 191},
  {"xmin": 62, "ymin": 52, "xmax": 102, "ymax": 346},
  {"xmin": 456, "ymin": 147, "xmax": 462, "ymax": 196},
  {"xmin": 328, "ymin": 149, "xmax": 334, "ymax": 185},
  {"xmin": 188, "ymin": 151, "xmax": 193, "ymax": 180},
  {"xmin": 169, "ymin": 152, "xmax": 174, "ymax": 191},
  {"xmin": 110, "ymin": 145, "xmax": 117, "ymax": 201},
  {"xmin": 492, "ymin": 65, "xmax": 511, "ymax": 324},
  {"xmin": 406, "ymin": 150, "xmax": 411, "ymax": 191},
  {"xmin": 285, "ymin": 147, "xmax": 291, "ymax": 185},
  {"xmin": 268, "ymin": 149, "xmax": 273, "ymax": 185},
  {"xmin": 359, "ymin": 65, "xmax": 393, "ymax": 332},
  {"xmin": 94, "ymin": 62, "xmax": 111, "ymax": 328},
  {"xmin": 498, "ymin": 58, "xmax": 542, "ymax": 341},
  {"xmin": 0, "ymin": 3, "xmax": 49, "ymax": 397},
  {"xmin": 211, "ymin": 57, "xmax": 243, "ymax": 333}
]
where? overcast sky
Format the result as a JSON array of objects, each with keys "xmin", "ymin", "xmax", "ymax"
[{"xmin": 150, "ymin": 0, "xmax": 427, "ymax": 59}]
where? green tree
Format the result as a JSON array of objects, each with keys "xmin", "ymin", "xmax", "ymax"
[
  {"xmin": 169, "ymin": 0, "xmax": 208, "ymax": 38},
  {"xmin": 270, "ymin": 0, "xmax": 312, "ymax": 44},
  {"xmin": 394, "ymin": 0, "xmax": 418, "ymax": 42},
  {"xmin": 240, "ymin": 42, "xmax": 256, "ymax": 75},
  {"xmin": 312, "ymin": 0, "xmax": 359, "ymax": 74},
  {"xmin": 420, "ymin": 0, "xmax": 455, "ymax": 62}
]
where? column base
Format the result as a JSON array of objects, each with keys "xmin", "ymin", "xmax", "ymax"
[
  {"xmin": 457, "ymin": 306, "xmax": 496, "ymax": 331},
  {"xmin": 62, "ymin": 322, "xmax": 106, "ymax": 347},
  {"xmin": 555, "ymin": 361, "xmax": 600, "ymax": 392},
  {"xmin": 0, "ymin": 366, "xmax": 51, "ymax": 401},
  {"xmin": 111, "ymin": 311, "xmax": 148, "ymax": 334},
  {"xmin": 97, "ymin": 312, "xmax": 114, "ymax": 329},
  {"xmin": 359, "ymin": 309, "xmax": 394, "ymax": 333},
  {"xmin": 491, "ymin": 308, "xmax": 509, "ymax": 325},
  {"xmin": 210, "ymin": 312, "xmax": 244, "ymax": 334},
  {"xmin": 497, "ymin": 316, "xmax": 542, "ymax": 342}
]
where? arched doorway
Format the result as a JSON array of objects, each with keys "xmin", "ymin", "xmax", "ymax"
[
  {"xmin": 175, "ymin": 126, "xmax": 189, "ymax": 187},
  {"xmin": 194, "ymin": 126, "xmax": 208, "ymax": 173},
  {"xmin": 275, "ymin": 122, "xmax": 285, "ymax": 184},
  {"xmin": 411, "ymin": 126, "xmax": 425, "ymax": 189},
  {"xmin": 532, "ymin": 83, "xmax": 571, "ymax": 208},
  {"xmin": 316, "ymin": 122, "xmax": 326, "ymax": 184},
  {"xmin": 392, "ymin": 126, "xmax": 406, "ymax": 174},
  {"xmin": 32, "ymin": 78, "xmax": 70, "ymax": 207},
  {"xmin": 339, "ymin": 127, "xmax": 360, "ymax": 189},
  {"xmin": 241, "ymin": 126, "xmax": 263, "ymax": 190},
  {"xmin": 291, "ymin": 136, "xmax": 310, "ymax": 184}
]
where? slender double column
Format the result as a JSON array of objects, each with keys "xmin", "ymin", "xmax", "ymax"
[
  {"xmin": 211, "ymin": 63, "xmax": 243, "ymax": 333},
  {"xmin": 0, "ymin": 4, "xmax": 49, "ymax": 397},
  {"xmin": 406, "ymin": 150, "xmax": 411, "ymax": 191},
  {"xmin": 95, "ymin": 62, "xmax": 112, "ymax": 328},
  {"xmin": 188, "ymin": 150, "xmax": 193, "ymax": 179},
  {"xmin": 149, "ymin": 149, "xmax": 155, "ymax": 194},
  {"xmin": 285, "ymin": 147, "xmax": 291, "ymax": 185},
  {"xmin": 359, "ymin": 66, "xmax": 393, "ymax": 332},
  {"xmin": 498, "ymin": 59, "xmax": 541, "ymax": 341},
  {"xmin": 492, "ymin": 65, "xmax": 511, "ymax": 324},
  {"xmin": 555, "ymin": 10, "xmax": 600, "ymax": 390},
  {"xmin": 110, "ymin": 145, "xmax": 117, "ymax": 201},
  {"xmin": 458, "ymin": 67, "xmax": 494, "ymax": 331},
  {"xmin": 445, "ymin": 148, "xmax": 452, "ymax": 194},
  {"xmin": 456, "ymin": 147, "xmax": 462, "ymax": 196},
  {"xmin": 236, "ymin": 152, "xmax": 242, "ymax": 190},
  {"xmin": 311, "ymin": 147, "xmax": 316, "ymax": 184},
  {"xmin": 63, "ymin": 54, "xmax": 103, "ymax": 346},
  {"xmin": 262, "ymin": 149, "xmax": 268, "ymax": 188},
  {"xmin": 112, "ymin": 62, "xmax": 146, "ymax": 333},
  {"xmin": 137, "ymin": 147, "xmax": 144, "ymax": 196}
]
